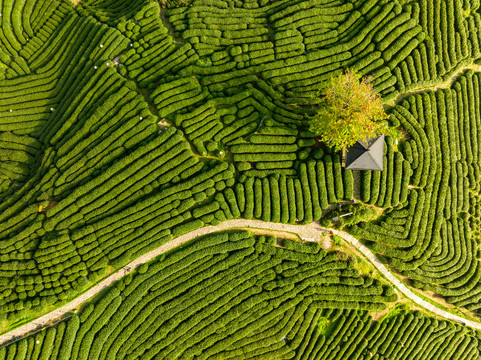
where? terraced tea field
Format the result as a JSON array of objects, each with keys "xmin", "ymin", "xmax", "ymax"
[
  {"xmin": 1, "ymin": 0, "xmax": 481, "ymax": 358},
  {"xmin": 0, "ymin": 230, "xmax": 478, "ymax": 360}
]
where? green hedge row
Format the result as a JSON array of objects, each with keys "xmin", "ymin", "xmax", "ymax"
[
  {"xmin": 0, "ymin": 231, "xmax": 399, "ymax": 359},
  {"xmin": 5, "ymin": 232, "xmax": 478, "ymax": 358},
  {"xmin": 4, "ymin": 0, "xmax": 481, "ymax": 331},
  {"xmin": 352, "ymin": 71, "xmax": 481, "ymax": 313},
  {"xmin": 232, "ymin": 155, "xmax": 352, "ymax": 224}
]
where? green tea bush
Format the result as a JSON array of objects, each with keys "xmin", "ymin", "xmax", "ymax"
[
  {"xmin": 0, "ymin": 231, "xmax": 402, "ymax": 359},
  {"xmin": 2, "ymin": 0, "xmax": 481, "ymax": 330}
]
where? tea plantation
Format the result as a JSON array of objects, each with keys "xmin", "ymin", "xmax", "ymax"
[
  {"xmin": 1, "ymin": 230, "xmax": 479, "ymax": 360},
  {"xmin": 1, "ymin": 0, "xmax": 481, "ymax": 357}
]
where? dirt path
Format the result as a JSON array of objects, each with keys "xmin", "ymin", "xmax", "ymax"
[
  {"xmin": 386, "ymin": 63, "xmax": 481, "ymax": 106},
  {"xmin": 333, "ymin": 229, "xmax": 481, "ymax": 328},
  {"xmin": 0, "ymin": 220, "xmax": 480, "ymax": 345}
]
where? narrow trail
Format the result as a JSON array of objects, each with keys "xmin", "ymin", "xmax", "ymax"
[
  {"xmin": 386, "ymin": 63, "xmax": 481, "ymax": 106},
  {"xmin": 1, "ymin": 220, "xmax": 480, "ymax": 346}
]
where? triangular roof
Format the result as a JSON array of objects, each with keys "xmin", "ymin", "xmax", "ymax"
[{"xmin": 345, "ymin": 134, "xmax": 384, "ymax": 171}]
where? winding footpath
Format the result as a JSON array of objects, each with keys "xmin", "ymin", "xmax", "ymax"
[
  {"xmin": 1, "ymin": 220, "xmax": 480, "ymax": 346},
  {"xmin": 387, "ymin": 63, "xmax": 481, "ymax": 106}
]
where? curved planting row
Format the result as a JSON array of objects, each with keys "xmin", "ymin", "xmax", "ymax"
[
  {"xmin": 0, "ymin": 230, "xmax": 398, "ymax": 359},
  {"xmin": 0, "ymin": 2, "xmax": 171, "ymax": 322},
  {"xmin": 394, "ymin": 0, "xmax": 481, "ymax": 92},
  {"xmin": 360, "ymin": 136, "xmax": 412, "ymax": 209},
  {"xmin": 0, "ymin": 0, "xmax": 225, "ymax": 322},
  {"xmin": 0, "ymin": 0, "xmax": 67, "ymax": 70},
  {"xmin": 232, "ymin": 155, "xmax": 352, "ymax": 223},
  {"xmin": 0, "ymin": 0, "xmax": 351, "ymax": 322},
  {"xmin": 1, "ymin": 231, "xmax": 479, "ymax": 360},
  {"xmin": 302, "ymin": 307, "xmax": 481, "ymax": 360},
  {"xmin": 351, "ymin": 70, "xmax": 481, "ymax": 313},
  {"xmin": 2, "ymin": 0, "xmax": 481, "ymax": 331}
]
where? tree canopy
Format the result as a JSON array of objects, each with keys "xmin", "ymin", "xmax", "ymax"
[{"xmin": 310, "ymin": 69, "xmax": 390, "ymax": 151}]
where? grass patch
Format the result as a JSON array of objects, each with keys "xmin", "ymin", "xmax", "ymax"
[
  {"xmin": 317, "ymin": 317, "xmax": 339, "ymax": 338},
  {"xmin": 379, "ymin": 303, "xmax": 410, "ymax": 322}
]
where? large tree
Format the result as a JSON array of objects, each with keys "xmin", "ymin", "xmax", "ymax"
[{"xmin": 310, "ymin": 69, "xmax": 390, "ymax": 151}]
